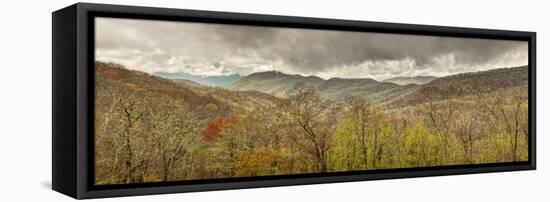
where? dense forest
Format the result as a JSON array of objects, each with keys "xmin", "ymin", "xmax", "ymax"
[{"xmin": 94, "ymin": 61, "xmax": 529, "ymax": 185}]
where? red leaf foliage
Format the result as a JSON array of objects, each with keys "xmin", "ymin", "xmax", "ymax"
[
  {"xmin": 201, "ymin": 116, "xmax": 236, "ymax": 142},
  {"xmin": 103, "ymin": 69, "xmax": 128, "ymax": 81}
]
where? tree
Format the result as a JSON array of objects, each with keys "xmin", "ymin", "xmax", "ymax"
[
  {"xmin": 201, "ymin": 116, "xmax": 236, "ymax": 143},
  {"xmin": 280, "ymin": 83, "xmax": 339, "ymax": 172},
  {"xmin": 477, "ymin": 88, "xmax": 528, "ymax": 162},
  {"xmin": 421, "ymin": 87, "xmax": 457, "ymax": 164},
  {"xmin": 329, "ymin": 95, "xmax": 389, "ymax": 170},
  {"xmin": 453, "ymin": 112, "xmax": 480, "ymax": 164},
  {"xmin": 401, "ymin": 123, "xmax": 441, "ymax": 167},
  {"xmin": 147, "ymin": 96, "xmax": 203, "ymax": 181},
  {"xmin": 117, "ymin": 95, "xmax": 145, "ymax": 183},
  {"xmin": 233, "ymin": 148, "xmax": 288, "ymax": 177}
]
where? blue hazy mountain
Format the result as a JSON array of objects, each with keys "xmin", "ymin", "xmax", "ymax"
[
  {"xmin": 154, "ymin": 72, "xmax": 241, "ymax": 87},
  {"xmin": 225, "ymin": 71, "xmax": 399, "ymax": 99},
  {"xmin": 383, "ymin": 76, "xmax": 438, "ymax": 85}
]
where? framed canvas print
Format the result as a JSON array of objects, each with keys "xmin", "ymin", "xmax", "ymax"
[{"xmin": 52, "ymin": 3, "xmax": 536, "ymax": 199}]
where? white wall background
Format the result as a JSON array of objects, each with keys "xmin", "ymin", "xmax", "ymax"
[{"xmin": 0, "ymin": 0, "xmax": 546, "ymax": 201}]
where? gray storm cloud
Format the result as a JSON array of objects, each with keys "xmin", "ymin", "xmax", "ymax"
[{"xmin": 95, "ymin": 17, "xmax": 528, "ymax": 80}]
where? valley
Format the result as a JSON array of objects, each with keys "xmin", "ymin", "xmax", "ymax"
[{"xmin": 95, "ymin": 61, "xmax": 529, "ymax": 185}]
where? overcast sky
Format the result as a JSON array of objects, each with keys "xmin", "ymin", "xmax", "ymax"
[{"xmin": 95, "ymin": 17, "xmax": 528, "ymax": 80}]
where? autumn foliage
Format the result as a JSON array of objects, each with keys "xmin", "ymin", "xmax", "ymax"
[
  {"xmin": 201, "ymin": 116, "xmax": 236, "ymax": 142},
  {"xmin": 94, "ymin": 62, "xmax": 529, "ymax": 185}
]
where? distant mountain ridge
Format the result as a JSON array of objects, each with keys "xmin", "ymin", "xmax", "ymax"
[
  {"xmin": 225, "ymin": 71, "xmax": 323, "ymax": 97},
  {"xmin": 225, "ymin": 71, "xmax": 399, "ymax": 100},
  {"xmin": 224, "ymin": 66, "xmax": 528, "ymax": 105},
  {"xmin": 154, "ymin": 71, "xmax": 241, "ymax": 87},
  {"xmin": 98, "ymin": 61, "xmax": 527, "ymax": 110},
  {"xmin": 383, "ymin": 76, "xmax": 438, "ymax": 85}
]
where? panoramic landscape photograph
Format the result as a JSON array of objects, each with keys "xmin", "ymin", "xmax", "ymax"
[{"xmin": 94, "ymin": 17, "xmax": 529, "ymax": 185}]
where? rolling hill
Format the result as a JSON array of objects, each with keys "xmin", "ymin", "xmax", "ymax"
[
  {"xmin": 96, "ymin": 62, "xmax": 278, "ymax": 116},
  {"xmin": 225, "ymin": 71, "xmax": 399, "ymax": 100},
  {"xmin": 224, "ymin": 66, "xmax": 528, "ymax": 107},
  {"xmin": 379, "ymin": 66, "xmax": 529, "ymax": 107},
  {"xmin": 225, "ymin": 71, "xmax": 325, "ymax": 97},
  {"xmin": 94, "ymin": 61, "xmax": 529, "ymax": 184},
  {"xmin": 96, "ymin": 62, "xmax": 225, "ymax": 114},
  {"xmin": 98, "ymin": 61, "xmax": 528, "ymax": 111}
]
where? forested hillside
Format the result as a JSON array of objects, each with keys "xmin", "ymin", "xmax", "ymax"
[
  {"xmin": 382, "ymin": 66, "xmax": 528, "ymax": 107},
  {"xmin": 95, "ymin": 61, "xmax": 529, "ymax": 185},
  {"xmin": 225, "ymin": 66, "xmax": 528, "ymax": 107}
]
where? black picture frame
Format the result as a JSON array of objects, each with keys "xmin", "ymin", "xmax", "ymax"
[{"xmin": 52, "ymin": 3, "xmax": 536, "ymax": 199}]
